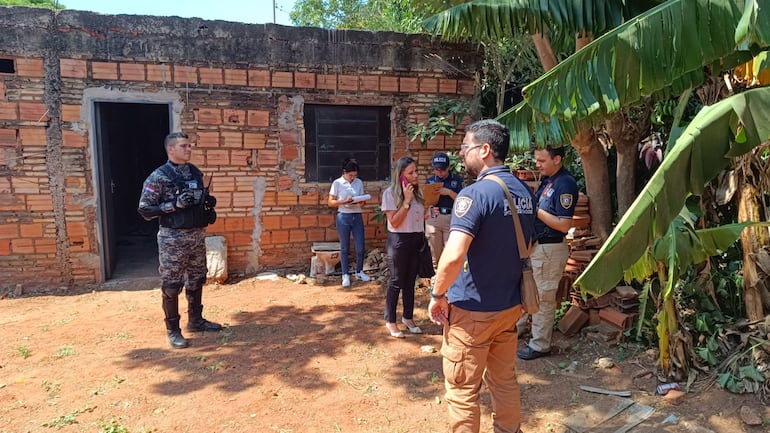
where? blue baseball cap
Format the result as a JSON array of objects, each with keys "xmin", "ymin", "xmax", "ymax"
[{"xmin": 432, "ymin": 153, "xmax": 450, "ymax": 170}]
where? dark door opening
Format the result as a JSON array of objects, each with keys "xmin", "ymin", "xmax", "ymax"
[{"xmin": 94, "ymin": 102, "xmax": 169, "ymax": 281}]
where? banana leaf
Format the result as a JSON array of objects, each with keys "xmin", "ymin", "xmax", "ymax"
[
  {"xmin": 574, "ymin": 87, "xmax": 770, "ymax": 295},
  {"xmin": 497, "ymin": 0, "xmax": 768, "ymax": 147}
]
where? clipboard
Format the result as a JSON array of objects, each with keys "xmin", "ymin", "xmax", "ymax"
[{"xmin": 422, "ymin": 183, "xmax": 443, "ymax": 207}]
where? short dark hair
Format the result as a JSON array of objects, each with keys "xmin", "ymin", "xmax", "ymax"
[
  {"xmin": 465, "ymin": 119, "xmax": 510, "ymax": 162},
  {"xmin": 164, "ymin": 131, "xmax": 189, "ymax": 149},
  {"xmin": 541, "ymin": 145, "xmax": 565, "ymax": 160},
  {"xmin": 342, "ymin": 158, "xmax": 359, "ymax": 173}
]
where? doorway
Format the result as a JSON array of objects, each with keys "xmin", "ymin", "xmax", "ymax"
[{"xmin": 93, "ymin": 102, "xmax": 170, "ymax": 281}]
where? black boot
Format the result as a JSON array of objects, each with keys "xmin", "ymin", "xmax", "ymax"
[
  {"xmin": 164, "ymin": 316, "xmax": 189, "ymax": 349},
  {"xmin": 187, "ymin": 304, "xmax": 223, "ymax": 332},
  {"xmin": 162, "ymin": 287, "xmax": 188, "ymax": 349}
]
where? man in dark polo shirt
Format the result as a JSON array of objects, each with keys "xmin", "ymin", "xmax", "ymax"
[
  {"xmin": 428, "ymin": 119, "xmax": 535, "ymax": 433},
  {"xmin": 517, "ymin": 145, "xmax": 578, "ymax": 361},
  {"xmin": 425, "ymin": 152, "xmax": 464, "ymax": 270}
]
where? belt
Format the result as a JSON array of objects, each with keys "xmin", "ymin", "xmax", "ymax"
[{"xmin": 538, "ymin": 236, "xmax": 564, "ymax": 244}]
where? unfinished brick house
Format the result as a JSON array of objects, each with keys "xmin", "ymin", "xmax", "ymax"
[{"xmin": 0, "ymin": 7, "xmax": 480, "ymax": 289}]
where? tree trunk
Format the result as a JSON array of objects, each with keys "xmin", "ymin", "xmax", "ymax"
[
  {"xmin": 572, "ymin": 128, "xmax": 611, "ymax": 240},
  {"xmin": 605, "ymin": 110, "xmax": 650, "ymax": 216},
  {"xmin": 738, "ymin": 183, "xmax": 767, "ymax": 321}
]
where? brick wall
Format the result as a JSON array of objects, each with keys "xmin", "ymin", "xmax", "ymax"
[{"xmin": 0, "ymin": 7, "xmax": 480, "ymax": 289}]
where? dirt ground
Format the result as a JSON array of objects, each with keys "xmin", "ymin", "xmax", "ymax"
[{"xmin": 1, "ymin": 274, "xmax": 768, "ymax": 433}]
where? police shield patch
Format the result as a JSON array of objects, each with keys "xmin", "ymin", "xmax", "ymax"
[
  {"xmin": 454, "ymin": 197, "xmax": 473, "ymax": 217},
  {"xmin": 560, "ymin": 194, "xmax": 573, "ymax": 209}
]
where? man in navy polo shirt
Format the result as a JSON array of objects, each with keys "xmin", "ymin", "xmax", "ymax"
[
  {"xmin": 428, "ymin": 119, "xmax": 535, "ymax": 433},
  {"xmin": 425, "ymin": 152, "xmax": 464, "ymax": 270},
  {"xmin": 517, "ymin": 145, "xmax": 578, "ymax": 361}
]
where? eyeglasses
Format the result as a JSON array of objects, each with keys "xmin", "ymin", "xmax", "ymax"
[{"xmin": 460, "ymin": 143, "xmax": 484, "ymax": 153}]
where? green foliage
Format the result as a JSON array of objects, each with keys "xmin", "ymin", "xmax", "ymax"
[
  {"xmin": 0, "ymin": 0, "xmax": 63, "ymax": 9},
  {"xmin": 17, "ymin": 346, "xmax": 31, "ymax": 359},
  {"xmin": 407, "ymin": 98, "xmax": 471, "ymax": 147},
  {"xmin": 552, "ymin": 301, "xmax": 572, "ymax": 329},
  {"xmin": 717, "ymin": 361, "xmax": 767, "ymax": 393},
  {"xmin": 290, "ymin": 0, "xmax": 454, "ymax": 32},
  {"xmin": 100, "ymin": 419, "xmax": 129, "ymax": 433},
  {"xmin": 42, "ymin": 409, "xmax": 83, "ymax": 428}
]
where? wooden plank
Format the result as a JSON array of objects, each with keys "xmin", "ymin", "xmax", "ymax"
[{"xmin": 579, "ymin": 386, "xmax": 632, "ymax": 397}]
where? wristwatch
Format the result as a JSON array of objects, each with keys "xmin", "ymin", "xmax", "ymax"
[
  {"xmin": 429, "ymin": 288, "xmax": 446, "ymax": 299},
  {"xmin": 403, "ymin": 202, "xmax": 410, "ymax": 209}
]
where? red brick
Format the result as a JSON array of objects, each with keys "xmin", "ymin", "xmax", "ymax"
[
  {"xmin": 257, "ymin": 149, "xmax": 278, "ymax": 166},
  {"xmin": 0, "ymin": 102, "xmax": 17, "ymax": 120},
  {"xmin": 272, "ymin": 71, "xmax": 293, "ymax": 88},
  {"xmin": 19, "ymin": 223, "xmax": 43, "ymax": 237},
  {"xmin": 224, "ymin": 68, "xmax": 247, "ymax": 86},
  {"xmin": 146, "ymin": 64, "xmax": 171, "ymax": 82},
  {"xmin": 91, "ymin": 61, "xmax": 118, "ymax": 80},
  {"xmin": 231, "ymin": 150, "xmax": 251, "ymax": 167},
  {"xmin": 277, "ymin": 175, "xmax": 293, "ymax": 191},
  {"xmin": 298, "ymin": 191, "xmax": 319, "ymax": 206},
  {"xmin": 196, "ymin": 108, "xmax": 222, "ymax": 125},
  {"xmin": 277, "ymin": 192, "xmax": 297, "ymax": 206},
  {"xmin": 400, "ymin": 77, "xmax": 418, "ymax": 92},
  {"xmin": 0, "ymin": 81, "xmax": 4, "ymax": 98},
  {"xmin": 318, "ymin": 214, "xmax": 335, "ymax": 227},
  {"xmin": 212, "ymin": 176, "xmax": 235, "ymax": 192},
  {"xmin": 35, "ymin": 238, "xmax": 56, "ymax": 254},
  {"xmin": 380, "ymin": 76, "xmax": 398, "ymax": 92},
  {"xmin": 420, "ymin": 78, "xmax": 438, "ymax": 93},
  {"xmin": 11, "ymin": 238, "xmax": 34, "ymax": 254},
  {"xmin": 62, "ymin": 130, "xmax": 86, "ymax": 147},
  {"xmin": 0, "ymin": 239, "xmax": 10, "ymax": 255},
  {"xmin": 243, "ymin": 216, "xmax": 255, "ymax": 230},
  {"xmin": 281, "ymin": 145, "xmax": 298, "ymax": 161},
  {"xmin": 15, "ymin": 58, "xmax": 44, "ymax": 77},
  {"xmin": 0, "ymin": 223, "xmax": 18, "ymax": 239},
  {"xmin": 360, "ymin": 75, "xmax": 379, "ymax": 91},
  {"xmin": 280, "ymin": 129, "xmax": 298, "ymax": 146},
  {"xmin": 307, "ymin": 228, "xmax": 325, "ymax": 242},
  {"xmin": 316, "ymin": 74, "xmax": 336, "ymax": 90},
  {"xmin": 458, "ymin": 79, "xmax": 475, "ymax": 95},
  {"xmin": 61, "ymin": 104, "xmax": 81, "ymax": 122},
  {"xmin": 19, "ymin": 102, "xmax": 48, "ymax": 122},
  {"xmin": 19, "ymin": 128, "xmax": 46, "ymax": 146},
  {"xmin": 248, "ymin": 69, "xmax": 270, "ymax": 87},
  {"xmin": 11, "ymin": 176, "xmax": 40, "ymax": 194},
  {"xmin": 233, "ymin": 232, "xmax": 252, "ymax": 246},
  {"xmin": 271, "ymin": 230, "xmax": 289, "ymax": 244},
  {"xmin": 221, "ymin": 131, "xmax": 242, "ymax": 148},
  {"xmin": 300, "ymin": 215, "xmax": 317, "ymax": 227},
  {"xmin": 206, "ymin": 149, "xmax": 230, "ymax": 166},
  {"xmin": 223, "ymin": 109, "xmax": 246, "ymax": 126},
  {"xmin": 119, "ymin": 63, "xmax": 145, "ymax": 81},
  {"xmin": 68, "ymin": 236, "xmax": 90, "ymax": 252},
  {"xmin": 224, "ymin": 217, "xmax": 243, "ymax": 231},
  {"xmin": 244, "ymin": 132, "xmax": 266, "ymax": 149},
  {"xmin": 195, "ymin": 131, "xmax": 220, "ymax": 147},
  {"xmin": 174, "ymin": 65, "xmax": 198, "ymax": 84},
  {"xmin": 294, "ymin": 72, "xmax": 315, "ymax": 88},
  {"xmin": 338, "ymin": 74, "xmax": 358, "ymax": 91},
  {"xmin": 439, "ymin": 78, "xmax": 458, "ymax": 94},
  {"xmin": 67, "ymin": 220, "xmax": 87, "ymax": 237},
  {"xmin": 289, "ymin": 230, "xmax": 306, "ymax": 242},
  {"xmin": 0, "ymin": 128, "xmax": 16, "ymax": 146},
  {"xmin": 199, "ymin": 67, "xmax": 223, "ymax": 85},
  {"xmin": 60, "ymin": 59, "xmax": 87, "ymax": 79},
  {"xmin": 262, "ymin": 215, "xmax": 280, "ymax": 230},
  {"xmin": 232, "ymin": 191, "xmax": 254, "ymax": 208},
  {"xmin": 247, "ymin": 110, "xmax": 270, "ymax": 127}
]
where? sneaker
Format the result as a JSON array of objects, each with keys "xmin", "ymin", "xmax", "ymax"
[
  {"xmin": 342, "ymin": 274, "xmax": 351, "ymax": 288},
  {"xmin": 356, "ymin": 271, "xmax": 371, "ymax": 282},
  {"xmin": 517, "ymin": 345, "xmax": 550, "ymax": 360}
]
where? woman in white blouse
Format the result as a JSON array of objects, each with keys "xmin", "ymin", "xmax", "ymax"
[
  {"xmin": 381, "ymin": 156, "xmax": 426, "ymax": 338},
  {"xmin": 328, "ymin": 158, "xmax": 372, "ymax": 288}
]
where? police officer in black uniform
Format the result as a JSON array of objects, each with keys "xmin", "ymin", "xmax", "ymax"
[{"xmin": 138, "ymin": 131, "xmax": 221, "ymax": 349}]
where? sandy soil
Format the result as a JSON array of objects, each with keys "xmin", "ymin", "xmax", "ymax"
[{"xmin": 1, "ymin": 275, "xmax": 768, "ymax": 433}]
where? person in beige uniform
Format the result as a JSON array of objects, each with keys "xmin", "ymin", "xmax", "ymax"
[{"xmin": 425, "ymin": 152, "xmax": 463, "ymax": 270}]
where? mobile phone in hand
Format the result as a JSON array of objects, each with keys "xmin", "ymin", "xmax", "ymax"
[{"xmin": 400, "ymin": 175, "xmax": 409, "ymax": 188}]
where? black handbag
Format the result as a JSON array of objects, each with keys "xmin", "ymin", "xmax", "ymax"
[{"xmin": 417, "ymin": 236, "xmax": 435, "ymax": 278}]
